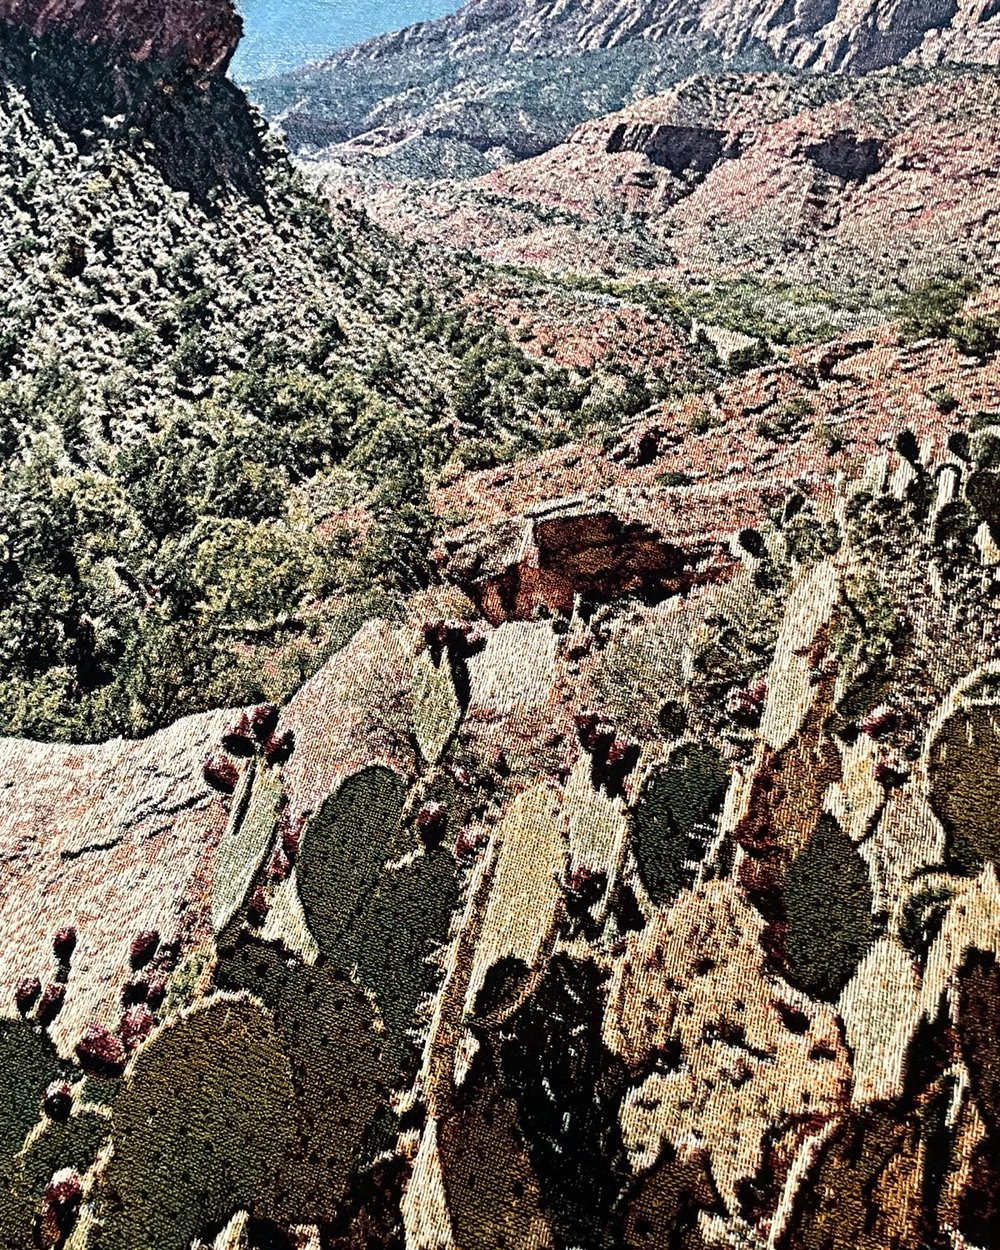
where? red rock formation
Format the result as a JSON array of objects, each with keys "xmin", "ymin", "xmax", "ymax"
[
  {"xmin": 441, "ymin": 503, "xmax": 733, "ymax": 625},
  {"xmin": 0, "ymin": 0, "xmax": 242, "ymax": 73}
]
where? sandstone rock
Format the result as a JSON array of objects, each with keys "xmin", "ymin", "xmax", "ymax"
[
  {"xmin": 442, "ymin": 501, "xmax": 722, "ymax": 624},
  {"xmin": 0, "ymin": 708, "xmax": 232, "ymax": 1052}
]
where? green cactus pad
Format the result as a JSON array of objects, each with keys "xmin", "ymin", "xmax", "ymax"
[
  {"xmin": 213, "ymin": 940, "xmax": 384, "ymax": 1222},
  {"xmin": 0, "ymin": 1107, "xmax": 110, "ymax": 1247},
  {"xmin": 297, "ymin": 766, "xmax": 409, "ymax": 963},
  {"xmin": 928, "ymin": 701, "xmax": 1000, "ymax": 864},
  {"xmin": 351, "ymin": 845, "xmax": 460, "ymax": 1078},
  {"xmin": 211, "ymin": 761, "xmax": 284, "ymax": 935},
  {"xmin": 0, "ymin": 1020, "xmax": 65, "ymax": 1246},
  {"xmin": 783, "ymin": 814, "xmax": 874, "ymax": 1002},
  {"xmin": 412, "ymin": 649, "xmax": 461, "ymax": 766},
  {"xmin": 96, "ymin": 994, "xmax": 296, "ymax": 1250},
  {"xmin": 0, "ymin": 1019, "xmax": 61, "ymax": 1160},
  {"xmin": 630, "ymin": 743, "xmax": 729, "ymax": 905}
]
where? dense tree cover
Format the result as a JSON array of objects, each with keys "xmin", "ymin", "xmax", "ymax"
[
  {"xmin": 0, "ymin": 317, "xmax": 608, "ymax": 741},
  {"xmin": 0, "ymin": 74, "xmax": 639, "ymax": 740}
]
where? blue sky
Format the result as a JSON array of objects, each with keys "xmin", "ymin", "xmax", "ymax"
[{"xmin": 232, "ymin": 0, "xmax": 462, "ymax": 79}]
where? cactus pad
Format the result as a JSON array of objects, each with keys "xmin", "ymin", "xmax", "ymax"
[{"xmin": 96, "ymin": 994, "xmax": 296, "ymax": 1250}]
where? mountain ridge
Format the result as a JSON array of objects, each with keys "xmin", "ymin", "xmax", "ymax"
[{"xmin": 321, "ymin": 0, "xmax": 1000, "ymax": 73}]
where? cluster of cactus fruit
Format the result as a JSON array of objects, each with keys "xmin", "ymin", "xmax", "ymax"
[
  {"xmin": 13, "ymin": 922, "xmax": 180, "ymax": 1102},
  {"xmin": 574, "ymin": 711, "xmax": 640, "ymax": 794},
  {"xmin": 203, "ymin": 703, "xmax": 295, "ymax": 794},
  {"xmin": 725, "ymin": 678, "xmax": 767, "ymax": 726},
  {"xmin": 15, "ymin": 926, "xmax": 78, "ymax": 1027}
]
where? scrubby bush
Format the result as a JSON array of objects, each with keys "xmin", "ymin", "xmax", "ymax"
[{"xmin": 898, "ymin": 276, "xmax": 976, "ymax": 339}]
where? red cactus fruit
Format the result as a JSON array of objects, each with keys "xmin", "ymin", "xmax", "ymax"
[
  {"xmin": 873, "ymin": 758, "xmax": 908, "ymax": 788},
  {"xmin": 42, "ymin": 1082, "xmax": 73, "ymax": 1124},
  {"xmin": 415, "ymin": 802, "xmax": 447, "ymax": 847},
  {"xmin": 268, "ymin": 847, "xmax": 292, "ymax": 883},
  {"xmin": 221, "ymin": 710, "xmax": 256, "ymax": 757},
  {"xmin": 146, "ymin": 978, "xmax": 167, "ymax": 1010},
  {"xmin": 248, "ymin": 702, "xmax": 280, "ymax": 743},
  {"xmin": 203, "ymin": 754, "xmax": 239, "ymax": 794},
  {"xmin": 606, "ymin": 737, "xmax": 637, "ymax": 766},
  {"xmin": 727, "ymin": 680, "xmax": 767, "ymax": 726},
  {"xmin": 447, "ymin": 621, "xmax": 486, "ymax": 655},
  {"xmin": 280, "ymin": 813, "xmax": 304, "ymax": 857},
  {"xmin": 562, "ymin": 864, "xmax": 608, "ymax": 911},
  {"xmin": 129, "ymin": 928, "xmax": 160, "ymax": 970},
  {"xmin": 861, "ymin": 705, "xmax": 898, "ymax": 737},
  {"xmin": 264, "ymin": 729, "xmax": 295, "ymax": 766},
  {"xmin": 15, "ymin": 975, "xmax": 41, "ymax": 1016},
  {"xmin": 40, "ymin": 1169, "xmax": 83, "ymax": 1247},
  {"xmin": 574, "ymin": 711, "xmax": 615, "ymax": 753},
  {"xmin": 153, "ymin": 940, "xmax": 180, "ymax": 972},
  {"xmin": 421, "ymin": 619, "xmax": 449, "ymax": 648},
  {"xmin": 454, "ymin": 827, "xmax": 487, "ymax": 859},
  {"xmin": 247, "ymin": 885, "xmax": 269, "ymax": 926},
  {"xmin": 121, "ymin": 977, "xmax": 149, "ymax": 1006},
  {"xmin": 75, "ymin": 1023, "xmax": 127, "ymax": 1079},
  {"xmin": 119, "ymin": 1005, "xmax": 155, "ymax": 1053},
  {"xmin": 36, "ymin": 984, "xmax": 66, "ymax": 1027},
  {"xmin": 53, "ymin": 926, "xmax": 77, "ymax": 965}
]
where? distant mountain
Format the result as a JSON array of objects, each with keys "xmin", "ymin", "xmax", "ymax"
[
  {"xmin": 252, "ymin": 0, "xmax": 1000, "ymax": 158},
  {"xmin": 322, "ymin": 0, "xmax": 1000, "ymax": 72}
]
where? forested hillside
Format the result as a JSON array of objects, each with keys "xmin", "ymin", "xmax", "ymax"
[{"xmin": 0, "ymin": 21, "xmax": 656, "ymax": 742}]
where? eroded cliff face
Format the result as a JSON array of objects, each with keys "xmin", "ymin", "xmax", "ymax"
[{"xmin": 0, "ymin": 0, "xmax": 242, "ymax": 73}]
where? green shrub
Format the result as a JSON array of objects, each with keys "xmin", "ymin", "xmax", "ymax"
[
  {"xmin": 757, "ymin": 397, "xmax": 814, "ymax": 441},
  {"xmin": 950, "ymin": 313, "xmax": 1000, "ymax": 360},
  {"xmin": 727, "ymin": 338, "xmax": 774, "ymax": 374},
  {"xmin": 926, "ymin": 385, "xmax": 959, "ymax": 414},
  {"xmin": 898, "ymin": 276, "xmax": 976, "ymax": 339}
]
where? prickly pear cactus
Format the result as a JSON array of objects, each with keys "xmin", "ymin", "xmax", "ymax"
[
  {"xmin": 0, "ymin": 1020, "xmax": 61, "ymax": 1160},
  {"xmin": 0, "ymin": 1020, "xmax": 65, "ymax": 1245},
  {"xmin": 462, "ymin": 784, "xmax": 567, "ymax": 1019},
  {"xmin": 782, "ymin": 814, "xmax": 875, "ymax": 1002},
  {"xmin": 412, "ymin": 648, "xmax": 461, "ymax": 766},
  {"xmin": 350, "ymin": 844, "xmax": 460, "ymax": 1077},
  {"xmin": 296, "ymin": 766, "xmax": 409, "ymax": 962},
  {"xmin": 437, "ymin": 1080, "xmax": 553, "ymax": 1250},
  {"xmin": 213, "ymin": 941, "xmax": 384, "ymax": 1222},
  {"xmin": 211, "ymin": 761, "xmax": 284, "ymax": 934},
  {"xmin": 1, "ymin": 1102, "xmax": 109, "ymax": 1249},
  {"xmin": 928, "ymin": 701, "xmax": 1000, "ymax": 864},
  {"xmin": 95, "ymin": 994, "xmax": 296, "ymax": 1250},
  {"xmin": 630, "ymin": 743, "xmax": 729, "ymax": 906}
]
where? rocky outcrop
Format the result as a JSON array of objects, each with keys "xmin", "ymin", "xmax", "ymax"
[
  {"xmin": 0, "ymin": 0, "xmax": 242, "ymax": 73},
  {"xmin": 437, "ymin": 499, "xmax": 732, "ymax": 624}
]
